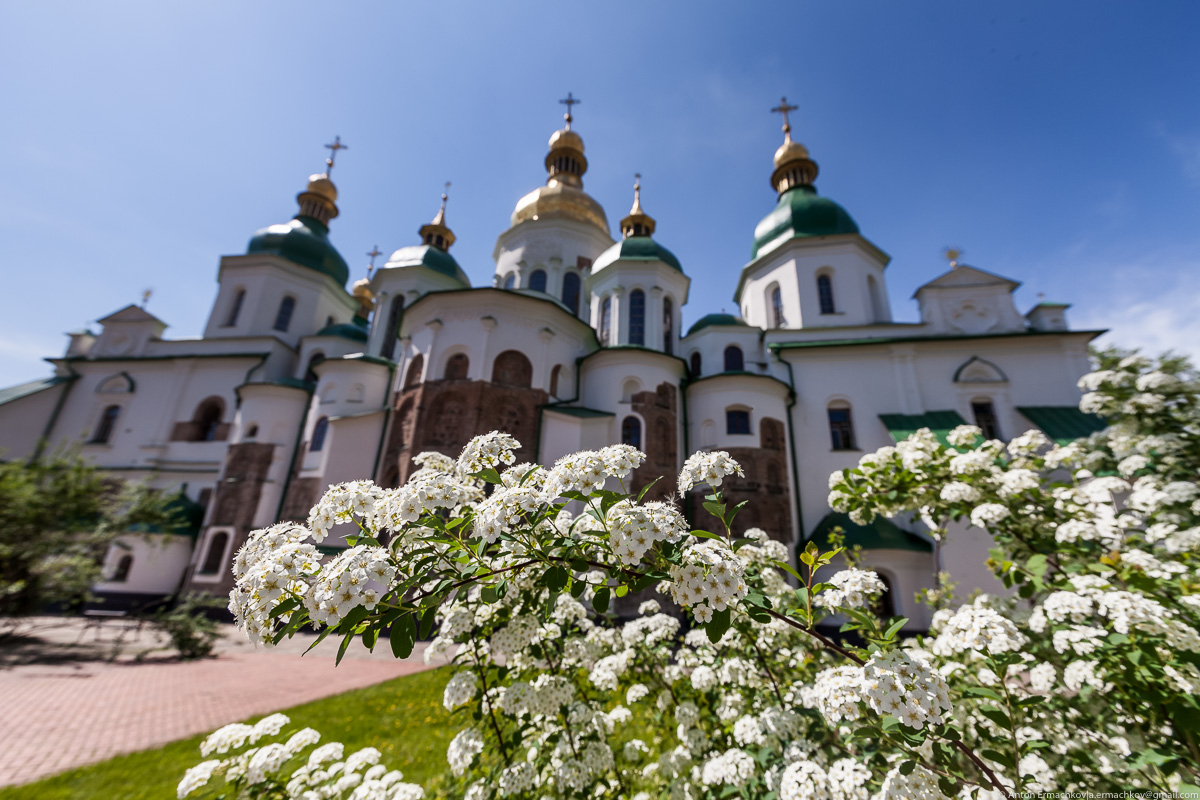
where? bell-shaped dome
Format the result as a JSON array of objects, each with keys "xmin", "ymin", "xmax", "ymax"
[
  {"xmin": 752, "ymin": 186, "xmax": 859, "ymax": 259},
  {"xmin": 247, "ymin": 216, "xmax": 350, "ymax": 286}
]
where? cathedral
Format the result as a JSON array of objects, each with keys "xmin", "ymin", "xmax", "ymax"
[{"xmin": 0, "ymin": 97, "xmax": 1104, "ymax": 629}]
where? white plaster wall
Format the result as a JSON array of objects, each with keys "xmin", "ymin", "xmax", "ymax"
[
  {"xmin": 232, "ymin": 383, "xmax": 311, "ymax": 528},
  {"xmin": 492, "ymin": 217, "xmax": 613, "ymax": 307},
  {"xmin": 577, "ymin": 350, "xmax": 685, "ymax": 449},
  {"xmin": 368, "ymin": 265, "xmax": 471, "ymax": 359},
  {"xmin": 680, "ymin": 327, "xmax": 773, "ymax": 380},
  {"xmin": 586, "ymin": 259, "xmax": 689, "ymax": 351},
  {"xmin": 96, "ymin": 533, "xmax": 193, "ymax": 596},
  {"xmin": 0, "ymin": 383, "xmax": 66, "ymax": 460}
]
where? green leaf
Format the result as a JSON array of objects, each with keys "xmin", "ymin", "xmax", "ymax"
[
  {"xmin": 389, "ymin": 612, "xmax": 417, "ymax": 659},
  {"xmin": 418, "ymin": 607, "xmax": 437, "ymax": 640},
  {"xmin": 593, "ymin": 587, "xmax": 610, "ymax": 614},
  {"xmin": 545, "ymin": 565, "xmax": 569, "ymax": 591},
  {"xmin": 962, "ymin": 686, "xmax": 1004, "ymax": 701},
  {"xmin": 615, "ymin": 584, "xmax": 629, "ymax": 598},
  {"xmin": 472, "ymin": 467, "xmax": 502, "ymax": 484},
  {"xmin": 883, "ymin": 617, "xmax": 909, "ymax": 640},
  {"xmin": 981, "ymin": 749, "xmax": 1015, "ymax": 769},
  {"xmin": 570, "ymin": 558, "xmax": 589, "ymax": 572},
  {"xmin": 706, "ymin": 607, "xmax": 731, "ymax": 643},
  {"xmin": 339, "ymin": 604, "xmax": 370, "ymax": 633},
  {"xmin": 977, "ymin": 705, "xmax": 1011, "ymax": 730},
  {"xmin": 335, "ymin": 629, "xmax": 354, "ymax": 666},
  {"xmin": 268, "ymin": 597, "xmax": 300, "ymax": 619},
  {"xmin": 772, "ymin": 559, "xmax": 804, "ymax": 583},
  {"xmin": 569, "ymin": 579, "xmax": 586, "ymax": 599},
  {"xmin": 691, "ymin": 529, "xmax": 724, "ymax": 542},
  {"xmin": 702, "ymin": 500, "xmax": 727, "ymax": 520}
]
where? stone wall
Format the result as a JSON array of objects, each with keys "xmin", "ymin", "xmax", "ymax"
[{"xmin": 630, "ymin": 382, "xmax": 678, "ymax": 501}]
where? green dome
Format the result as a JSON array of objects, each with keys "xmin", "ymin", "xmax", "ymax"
[
  {"xmin": 315, "ymin": 321, "xmax": 368, "ymax": 342},
  {"xmin": 593, "ymin": 236, "xmax": 683, "ymax": 273},
  {"xmin": 687, "ymin": 313, "xmax": 749, "ymax": 336},
  {"xmin": 751, "ymin": 186, "xmax": 859, "ymax": 259},
  {"xmin": 382, "ymin": 244, "xmax": 469, "ymax": 286},
  {"xmin": 248, "ymin": 215, "xmax": 350, "ymax": 286}
]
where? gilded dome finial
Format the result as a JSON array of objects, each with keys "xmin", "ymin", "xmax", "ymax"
[
  {"xmin": 545, "ymin": 94, "xmax": 588, "ymax": 189},
  {"xmin": 559, "ymin": 92, "xmax": 580, "ymax": 131},
  {"xmin": 366, "ymin": 245, "xmax": 382, "ymax": 278},
  {"xmin": 323, "ymin": 135, "xmax": 348, "ymax": 175},
  {"xmin": 620, "ymin": 172, "xmax": 656, "ymax": 239},
  {"xmin": 944, "ymin": 247, "xmax": 963, "ymax": 270},
  {"xmin": 768, "ymin": 96, "xmax": 818, "ymax": 196},
  {"xmin": 296, "ymin": 139, "xmax": 344, "ymax": 225},
  {"xmin": 419, "ymin": 181, "xmax": 456, "ymax": 251}
]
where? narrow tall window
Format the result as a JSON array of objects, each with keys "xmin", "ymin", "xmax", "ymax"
[
  {"xmin": 663, "ymin": 297, "xmax": 674, "ymax": 354},
  {"xmin": 274, "ymin": 296, "xmax": 296, "ymax": 332},
  {"xmin": 381, "ymin": 296, "xmax": 404, "ymax": 361},
  {"xmin": 444, "ymin": 353, "xmax": 470, "ymax": 380},
  {"xmin": 92, "ymin": 405, "xmax": 120, "ymax": 443},
  {"xmin": 224, "ymin": 289, "xmax": 245, "ymax": 327},
  {"xmin": 305, "ymin": 352, "xmax": 325, "ymax": 383},
  {"xmin": 529, "ymin": 269, "xmax": 547, "ymax": 293},
  {"xmin": 771, "ymin": 286, "xmax": 785, "ymax": 327},
  {"xmin": 562, "ymin": 272, "xmax": 581, "ymax": 315},
  {"xmin": 192, "ymin": 397, "xmax": 224, "ymax": 442},
  {"xmin": 503, "ymin": 273, "xmax": 515, "ymax": 290},
  {"xmin": 404, "ymin": 354, "xmax": 424, "ymax": 388},
  {"xmin": 817, "ymin": 275, "xmax": 835, "ymax": 314},
  {"xmin": 724, "ymin": 345, "xmax": 744, "ymax": 372},
  {"xmin": 973, "ymin": 401, "xmax": 1001, "ymax": 440},
  {"xmin": 549, "ymin": 364, "xmax": 562, "ymax": 397},
  {"xmin": 689, "ymin": 352, "xmax": 702, "ymax": 377},
  {"xmin": 629, "ymin": 289, "xmax": 646, "ymax": 345},
  {"xmin": 600, "ymin": 297, "xmax": 612, "ymax": 344},
  {"xmin": 112, "ymin": 554, "xmax": 134, "ymax": 583},
  {"xmin": 199, "ymin": 531, "xmax": 229, "ymax": 575},
  {"xmin": 726, "ymin": 409, "xmax": 751, "ymax": 435},
  {"xmin": 621, "ymin": 416, "xmax": 642, "ymax": 449},
  {"xmin": 828, "ymin": 405, "xmax": 856, "ymax": 450},
  {"xmin": 311, "ymin": 417, "xmax": 329, "ymax": 452}
]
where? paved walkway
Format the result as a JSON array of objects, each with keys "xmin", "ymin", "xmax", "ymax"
[{"xmin": 0, "ymin": 617, "xmax": 444, "ymax": 787}]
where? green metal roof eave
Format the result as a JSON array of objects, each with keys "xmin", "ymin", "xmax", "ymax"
[
  {"xmin": 0, "ymin": 376, "xmax": 71, "ymax": 407},
  {"xmin": 1017, "ymin": 406, "xmax": 1106, "ymax": 445},
  {"xmin": 53, "ymin": 351, "xmax": 273, "ymax": 364},
  {"xmin": 769, "ymin": 329, "xmax": 1108, "ymax": 352},
  {"xmin": 807, "ymin": 511, "xmax": 933, "ymax": 553},
  {"xmin": 545, "ymin": 406, "xmax": 615, "ymax": 419},
  {"xmin": 879, "ymin": 410, "xmax": 968, "ymax": 447}
]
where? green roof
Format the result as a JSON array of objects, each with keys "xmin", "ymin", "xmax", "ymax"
[
  {"xmin": 808, "ymin": 512, "xmax": 932, "ymax": 553},
  {"xmin": 687, "ymin": 313, "xmax": 749, "ymax": 336},
  {"xmin": 593, "ymin": 235, "xmax": 683, "ymax": 273},
  {"xmin": 545, "ymin": 406, "xmax": 614, "ymax": 418},
  {"xmin": 752, "ymin": 185, "xmax": 859, "ymax": 259},
  {"xmin": 247, "ymin": 215, "xmax": 350, "ymax": 286},
  {"xmin": 382, "ymin": 244, "xmax": 469, "ymax": 285},
  {"xmin": 1017, "ymin": 406, "xmax": 1106, "ymax": 445},
  {"xmin": 879, "ymin": 410, "xmax": 968, "ymax": 447},
  {"xmin": 769, "ymin": 328, "xmax": 1108, "ymax": 351},
  {"xmin": 315, "ymin": 322, "xmax": 368, "ymax": 342},
  {"xmin": 0, "ymin": 376, "xmax": 69, "ymax": 407}
]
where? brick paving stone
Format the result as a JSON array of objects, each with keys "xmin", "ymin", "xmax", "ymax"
[{"xmin": 0, "ymin": 620, "xmax": 442, "ymax": 787}]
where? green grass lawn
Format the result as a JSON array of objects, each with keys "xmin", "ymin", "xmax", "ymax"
[{"xmin": 0, "ymin": 667, "xmax": 455, "ymax": 800}]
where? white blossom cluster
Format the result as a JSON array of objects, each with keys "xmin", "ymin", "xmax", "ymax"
[
  {"xmin": 607, "ymin": 499, "xmax": 686, "ymax": 565},
  {"xmin": 930, "ymin": 601, "xmax": 1026, "ymax": 656},
  {"xmin": 666, "ymin": 540, "xmax": 748, "ymax": 622},
  {"xmin": 678, "ymin": 450, "xmax": 744, "ymax": 493},
  {"xmin": 814, "ymin": 568, "xmax": 887, "ymax": 610},
  {"xmin": 305, "ymin": 545, "xmax": 394, "ymax": 626},
  {"xmin": 861, "ymin": 651, "xmax": 952, "ymax": 730},
  {"xmin": 229, "ymin": 523, "xmax": 320, "ymax": 644}
]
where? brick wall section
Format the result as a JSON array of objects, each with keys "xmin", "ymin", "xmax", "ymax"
[
  {"xmin": 630, "ymin": 382, "xmax": 678, "ymax": 501},
  {"xmin": 184, "ymin": 442, "xmax": 275, "ymax": 596},
  {"xmin": 378, "ymin": 378, "xmax": 549, "ymax": 486}
]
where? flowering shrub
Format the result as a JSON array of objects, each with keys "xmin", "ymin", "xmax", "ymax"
[{"xmin": 185, "ymin": 350, "xmax": 1200, "ymax": 799}]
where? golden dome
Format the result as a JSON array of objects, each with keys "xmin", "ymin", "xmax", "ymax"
[
  {"xmin": 773, "ymin": 138, "xmax": 810, "ymax": 168},
  {"xmin": 351, "ymin": 277, "xmax": 375, "ymax": 312},
  {"xmin": 305, "ymin": 173, "xmax": 338, "ymax": 203},
  {"xmin": 511, "ymin": 181, "xmax": 609, "ymax": 234},
  {"xmin": 548, "ymin": 128, "xmax": 584, "ymax": 153}
]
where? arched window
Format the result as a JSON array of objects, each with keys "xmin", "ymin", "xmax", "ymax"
[
  {"xmin": 562, "ymin": 271, "xmax": 581, "ymax": 316},
  {"xmin": 628, "ymin": 289, "xmax": 646, "ymax": 345},
  {"xmin": 444, "ymin": 353, "xmax": 470, "ymax": 380},
  {"xmin": 305, "ymin": 352, "xmax": 325, "ymax": 383},
  {"xmin": 92, "ymin": 405, "xmax": 121, "ymax": 443},
  {"xmin": 549, "ymin": 364, "xmax": 562, "ymax": 397},
  {"xmin": 245, "ymin": 424, "xmax": 259, "ymax": 439},
  {"xmin": 311, "ymin": 416, "xmax": 329, "ymax": 452},
  {"xmin": 223, "ymin": 289, "xmax": 245, "ymax": 327},
  {"xmin": 621, "ymin": 416, "xmax": 642, "ymax": 449},
  {"xmin": 381, "ymin": 296, "xmax": 404, "ymax": 361},
  {"xmin": 724, "ymin": 345, "xmax": 744, "ymax": 372},
  {"xmin": 199, "ymin": 531, "xmax": 229, "ymax": 576},
  {"xmin": 817, "ymin": 275, "xmax": 835, "ymax": 315},
  {"xmin": 529, "ymin": 270, "xmax": 547, "ymax": 293},
  {"xmin": 663, "ymin": 297, "xmax": 674, "ymax": 354},
  {"xmin": 492, "ymin": 350, "xmax": 533, "ymax": 388},
  {"xmin": 828, "ymin": 403, "xmax": 856, "ymax": 450},
  {"xmin": 771, "ymin": 286, "xmax": 785, "ymax": 328},
  {"xmin": 689, "ymin": 352, "xmax": 702, "ymax": 377},
  {"xmin": 503, "ymin": 273, "xmax": 516, "ymax": 290},
  {"xmin": 192, "ymin": 397, "xmax": 224, "ymax": 442},
  {"xmin": 112, "ymin": 553, "xmax": 134, "ymax": 583},
  {"xmin": 874, "ymin": 572, "xmax": 896, "ymax": 618},
  {"xmin": 600, "ymin": 297, "xmax": 612, "ymax": 344},
  {"xmin": 274, "ymin": 296, "xmax": 296, "ymax": 332},
  {"xmin": 972, "ymin": 400, "xmax": 1001, "ymax": 440},
  {"xmin": 726, "ymin": 408, "xmax": 751, "ymax": 435},
  {"xmin": 404, "ymin": 354, "xmax": 425, "ymax": 388}
]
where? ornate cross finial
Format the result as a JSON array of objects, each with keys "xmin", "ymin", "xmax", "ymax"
[
  {"xmin": 770, "ymin": 96, "xmax": 799, "ymax": 139},
  {"xmin": 634, "ymin": 171, "xmax": 642, "ymax": 197},
  {"xmin": 442, "ymin": 180, "xmax": 451, "ymax": 208},
  {"xmin": 323, "ymin": 135, "xmax": 348, "ymax": 174},
  {"xmin": 559, "ymin": 92, "xmax": 581, "ymax": 130},
  {"xmin": 366, "ymin": 245, "xmax": 382, "ymax": 277},
  {"xmin": 140, "ymin": 288, "xmax": 153, "ymax": 307},
  {"xmin": 943, "ymin": 247, "xmax": 963, "ymax": 269}
]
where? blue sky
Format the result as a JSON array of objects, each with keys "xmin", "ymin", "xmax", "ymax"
[{"xmin": 2, "ymin": 1, "xmax": 1199, "ymax": 385}]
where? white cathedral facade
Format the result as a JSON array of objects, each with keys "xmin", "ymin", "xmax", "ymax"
[{"xmin": 0, "ymin": 102, "xmax": 1104, "ymax": 629}]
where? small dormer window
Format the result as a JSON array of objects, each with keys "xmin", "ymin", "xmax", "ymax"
[{"xmin": 435, "ymin": 235, "xmax": 444, "ymax": 248}]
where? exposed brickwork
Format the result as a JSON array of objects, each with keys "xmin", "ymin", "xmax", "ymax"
[
  {"xmin": 687, "ymin": 417, "xmax": 793, "ymax": 542},
  {"xmin": 378, "ymin": 378, "xmax": 548, "ymax": 486},
  {"xmin": 630, "ymin": 382, "xmax": 678, "ymax": 502},
  {"xmin": 279, "ymin": 477, "xmax": 322, "ymax": 523}
]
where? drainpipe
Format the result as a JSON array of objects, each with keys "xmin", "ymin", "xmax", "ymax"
[
  {"xmin": 769, "ymin": 344, "xmax": 805, "ymax": 556},
  {"xmin": 32, "ymin": 362, "xmax": 79, "ymax": 463}
]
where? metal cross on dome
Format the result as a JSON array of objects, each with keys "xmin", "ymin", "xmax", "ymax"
[
  {"xmin": 323, "ymin": 135, "xmax": 348, "ymax": 174},
  {"xmin": 559, "ymin": 92, "xmax": 581, "ymax": 129},
  {"xmin": 366, "ymin": 245, "xmax": 382, "ymax": 277},
  {"xmin": 770, "ymin": 96, "xmax": 799, "ymax": 136}
]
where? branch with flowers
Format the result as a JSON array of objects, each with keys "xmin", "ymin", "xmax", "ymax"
[{"xmin": 180, "ymin": 348, "xmax": 1200, "ymax": 800}]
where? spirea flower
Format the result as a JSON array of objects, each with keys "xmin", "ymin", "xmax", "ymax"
[
  {"xmin": 678, "ymin": 451, "xmax": 744, "ymax": 493},
  {"xmin": 815, "ymin": 568, "xmax": 887, "ymax": 610}
]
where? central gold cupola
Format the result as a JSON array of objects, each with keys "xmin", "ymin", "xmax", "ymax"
[{"xmin": 509, "ymin": 93, "xmax": 610, "ymax": 235}]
